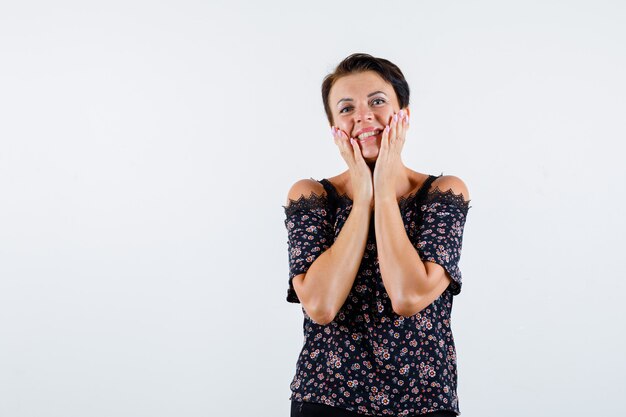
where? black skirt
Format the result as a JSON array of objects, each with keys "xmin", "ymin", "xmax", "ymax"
[{"xmin": 291, "ymin": 400, "xmax": 457, "ymax": 417}]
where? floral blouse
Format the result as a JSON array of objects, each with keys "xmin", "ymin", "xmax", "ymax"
[{"xmin": 282, "ymin": 173, "xmax": 471, "ymax": 416}]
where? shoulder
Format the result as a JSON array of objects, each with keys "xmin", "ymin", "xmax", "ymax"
[
  {"xmin": 285, "ymin": 179, "xmax": 327, "ymax": 206},
  {"xmin": 430, "ymin": 174, "xmax": 471, "ymax": 203}
]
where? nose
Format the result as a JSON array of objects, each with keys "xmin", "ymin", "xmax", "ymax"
[{"xmin": 354, "ymin": 105, "xmax": 374, "ymax": 123}]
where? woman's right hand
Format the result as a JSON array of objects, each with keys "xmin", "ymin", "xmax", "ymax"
[{"xmin": 332, "ymin": 126, "xmax": 374, "ymax": 210}]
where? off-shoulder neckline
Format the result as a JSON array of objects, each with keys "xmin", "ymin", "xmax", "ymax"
[
  {"xmin": 318, "ymin": 175, "xmax": 440, "ymax": 213},
  {"xmin": 422, "ymin": 186, "xmax": 472, "ymax": 210},
  {"xmin": 282, "ymin": 174, "xmax": 471, "ymax": 215},
  {"xmin": 282, "ymin": 191, "xmax": 330, "ymax": 215}
]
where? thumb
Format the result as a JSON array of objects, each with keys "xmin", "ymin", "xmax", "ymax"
[{"xmin": 350, "ymin": 138, "xmax": 362, "ymax": 159}]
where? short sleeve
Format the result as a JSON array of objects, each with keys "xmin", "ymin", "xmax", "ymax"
[
  {"xmin": 416, "ymin": 188, "xmax": 471, "ymax": 296},
  {"xmin": 282, "ymin": 192, "xmax": 334, "ymax": 303}
]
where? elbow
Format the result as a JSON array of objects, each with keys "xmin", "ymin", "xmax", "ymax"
[
  {"xmin": 295, "ymin": 278, "xmax": 337, "ymax": 325},
  {"xmin": 313, "ymin": 315, "xmax": 334, "ymax": 326},
  {"xmin": 306, "ymin": 304, "xmax": 337, "ymax": 326},
  {"xmin": 392, "ymin": 305, "xmax": 412, "ymax": 318},
  {"xmin": 391, "ymin": 296, "xmax": 421, "ymax": 318}
]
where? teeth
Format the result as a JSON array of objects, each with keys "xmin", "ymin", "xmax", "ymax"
[{"xmin": 358, "ymin": 130, "xmax": 379, "ymax": 140}]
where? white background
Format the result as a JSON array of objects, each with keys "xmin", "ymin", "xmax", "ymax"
[{"xmin": 1, "ymin": 1, "xmax": 625, "ymax": 416}]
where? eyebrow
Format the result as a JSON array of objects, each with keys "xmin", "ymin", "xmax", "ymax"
[{"xmin": 336, "ymin": 91, "xmax": 388, "ymax": 106}]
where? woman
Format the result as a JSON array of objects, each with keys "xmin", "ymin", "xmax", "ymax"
[{"xmin": 283, "ymin": 53, "xmax": 471, "ymax": 417}]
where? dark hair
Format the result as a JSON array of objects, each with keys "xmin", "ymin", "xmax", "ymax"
[{"xmin": 321, "ymin": 53, "xmax": 410, "ymax": 125}]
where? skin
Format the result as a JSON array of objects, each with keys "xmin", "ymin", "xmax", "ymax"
[
  {"xmin": 328, "ymin": 70, "xmax": 413, "ymax": 208},
  {"xmin": 286, "ymin": 70, "xmax": 471, "ymax": 322}
]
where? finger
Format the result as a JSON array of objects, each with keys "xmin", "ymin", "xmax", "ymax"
[
  {"xmin": 397, "ymin": 110, "xmax": 406, "ymax": 144},
  {"xmin": 333, "ymin": 126, "xmax": 345, "ymax": 146},
  {"xmin": 390, "ymin": 112, "xmax": 399, "ymax": 146},
  {"xmin": 332, "ymin": 126, "xmax": 341, "ymax": 148},
  {"xmin": 338, "ymin": 128, "xmax": 350, "ymax": 149},
  {"xmin": 403, "ymin": 112, "xmax": 409, "ymax": 146},
  {"xmin": 349, "ymin": 137, "xmax": 366, "ymax": 164},
  {"xmin": 332, "ymin": 126, "xmax": 346, "ymax": 154},
  {"xmin": 337, "ymin": 129, "xmax": 358, "ymax": 163},
  {"xmin": 382, "ymin": 124, "xmax": 390, "ymax": 152},
  {"xmin": 402, "ymin": 110, "xmax": 409, "ymax": 137}
]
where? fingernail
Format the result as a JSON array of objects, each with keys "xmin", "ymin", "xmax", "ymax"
[
  {"xmin": 350, "ymin": 138, "xmax": 355, "ymax": 146},
  {"xmin": 385, "ymin": 125, "xmax": 390, "ymax": 133},
  {"xmin": 399, "ymin": 110, "xmax": 404, "ymax": 117},
  {"xmin": 393, "ymin": 114, "xmax": 398, "ymax": 122},
  {"xmin": 331, "ymin": 126, "xmax": 336, "ymax": 135},
  {"xmin": 405, "ymin": 115, "xmax": 410, "ymax": 124}
]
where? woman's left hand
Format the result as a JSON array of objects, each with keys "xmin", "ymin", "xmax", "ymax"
[{"xmin": 373, "ymin": 109, "xmax": 409, "ymax": 201}]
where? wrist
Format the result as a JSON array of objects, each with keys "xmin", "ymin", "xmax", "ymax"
[
  {"xmin": 374, "ymin": 190, "xmax": 395, "ymax": 203},
  {"xmin": 349, "ymin": 201, "xmax": 373, "ymax": 219}
]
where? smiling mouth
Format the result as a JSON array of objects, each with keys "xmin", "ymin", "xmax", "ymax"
[{"xmin": 357, "ymin": 130, "xmax": 381, "ymax": 141}]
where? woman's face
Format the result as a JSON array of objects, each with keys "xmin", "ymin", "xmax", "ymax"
[{"xmin": 328, "ymin": 70, "xmax": 406, "ymax": 163}]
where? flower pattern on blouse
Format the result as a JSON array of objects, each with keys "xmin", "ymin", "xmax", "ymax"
[{"xmin": 282, "ymin": 174, "xmax": 471, "ymax": 416}]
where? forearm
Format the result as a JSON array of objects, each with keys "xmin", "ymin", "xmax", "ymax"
[
  {"xmin": 299, "ymin": 202, "xmax": 371, "ymax": 322},
  {"xmin": 374, "ymin": 196, "xmax": 431, "ymax": 310}
]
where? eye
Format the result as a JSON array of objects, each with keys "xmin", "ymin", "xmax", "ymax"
[
  {"xmin": 339, "ymin": 106, "xmax": 353, "ymax": 114},
  {"xmin": 371, "ymin": 98, "xmax": 386, "ymax": 106}
]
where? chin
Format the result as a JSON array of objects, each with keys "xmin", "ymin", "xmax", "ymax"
[{"xmin": 363, "ymin": 150, "xmax": 380, "ymax": 162}]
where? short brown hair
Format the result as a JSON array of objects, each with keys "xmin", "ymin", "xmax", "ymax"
[{"xmin": 321, "ymin": 53, "xmax": 410, "ymax": 125}]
